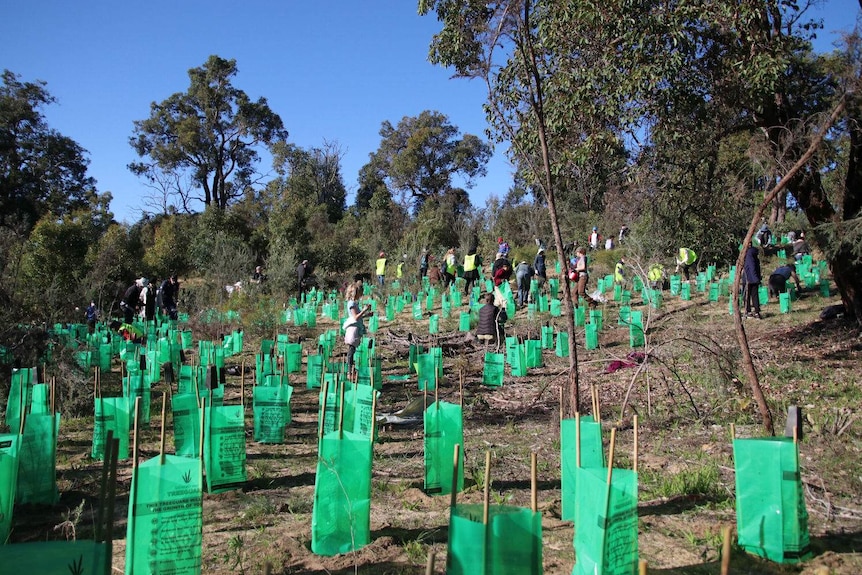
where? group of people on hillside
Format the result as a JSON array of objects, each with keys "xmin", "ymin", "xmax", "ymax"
[{"xmin": 117, "ymin": 275, "xmax": 180, "ymax": 325}]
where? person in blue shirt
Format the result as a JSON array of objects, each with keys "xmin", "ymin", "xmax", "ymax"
[{"xmin": 768, "ymin": 262, "xmax": 802, "ymax": 298}]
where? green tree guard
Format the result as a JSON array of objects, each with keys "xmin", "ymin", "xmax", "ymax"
[
  {"xmin": 560, "ymin": 416, "xmax": 603, "ymax": 521},
  {"xmin": 307, "ymin": 354, "xmax": 324, "ymax": 389},
  {"xmin": 0, "ymin": 434, "xmax": 21, "ymax": 543},
  {"xmin": 203, "ymin": 403, "xmax": 246, "ymax": 493},
  {"xmin": 459, "ymin": 311, "xmax": 471, "ymax": 332},
  {"xmin": 424, "ymin": 402, "xmax": 465, "ymax": 495},
  {"xmin": 342, "ymin": 383, "xmax": 377, "ymax": 440},
  {"xmin": 555, "ymin": 331, "xmax": 569, "ymax": 358},
  {"xmin": 447, "ymin": 504, "xmax": 543, "ymax": 575},
  {"xmin": 253, "ymin": 382, "xmax": 293, "ymax": 443},
  {"xmin": 541, "ymin": 326, "xmax": 554, "ymax": 349},
  {"xmin": 311, "ymin": 431, "xmax": 373, "ymax": 556},
  {"xmin": 172, "ymin": 393, "xmax": 201, "ymax": 458},
  {"xmin": 6, "ymin": 367, "xmax": 36, "ymax": 432},
  {"xmin": 482, "ymin": 353, "xmax": 505, "ymax": 387},
  {"xmin": 780, "ymin": 292, "xmax": 792, "ymax": 313},
  {"xmin": 525, "ymin": 340, "xmax": 543, "ymax": 368},
  {"xmin": 17, "ymin": 412, "xmax": 60, "ymax": 504},
  {"xmin": 92, "ymin": 397, "xmax": 130, "ymax": 461},
  {"xmin": 429, "ymin": 314, "xmax": 440, "ymax": 334},
  {"xmin": 680, "ymin": 283, "xmax": 691, "ymax": 300},
  {"xmin": 573, "ymin": 466, "xmax": 639, "ymax": 575},
  {"xmin": 417, "ymin": 353, "xmax": 438, "ymax": 391},
  {"xmin": 629, "ymin": 311, "xmax": 645, "ymax": 349},
  {"xmin": 125, "ymin": 455, "xmax": 203, "ymax": 575},
  {"xmin": 510, "ymin": 344, "xmax": 528, "ymax": 377},
  {"xmin": 123, "ymin": 372, "xmax": 151, "ymax": 425},
  {"xmin": 733, "ymin": 438, "xmax": 811, "ymax": 563},
  {"xmin": 285, "ymin": 343, "xmax": 303, "ymax": 373},
  {"xmin": 585, "ymin": 323, "xmax": 599, "ymax": 350}
]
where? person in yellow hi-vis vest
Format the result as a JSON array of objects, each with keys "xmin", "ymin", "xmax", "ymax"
[
  {"xmin": 462, "ymin": 245, "xmax": 482, "ymax": 297},
  {"xmin": 375, "ymin": 252, "xmax": 387, "ymax": 287},
  {"xmin": 675, "ymin": 247, "xmax": 697, "ymax": 281}
]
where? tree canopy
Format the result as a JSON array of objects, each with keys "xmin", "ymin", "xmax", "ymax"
[{"xmin": 0, "ymin": 70, "xmax": 104, "ymax": 231}]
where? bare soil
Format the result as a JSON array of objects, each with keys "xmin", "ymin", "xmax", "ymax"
[{"xmin": 8, "ymin": 282, "xmax": 862, "ymax": 574}]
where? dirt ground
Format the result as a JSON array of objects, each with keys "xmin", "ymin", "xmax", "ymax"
[{"xmin": 8, "ymin": 279, "xmax": 862, "ymax": 574}]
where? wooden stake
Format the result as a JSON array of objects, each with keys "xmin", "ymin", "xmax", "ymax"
[
  {"xmin": 482, "ymin": 451, "xmax": 491, "ymax": 525},
  {"xmin": 434, "ymin": 368, "xmax": 439, "ymax": 405},
  {"xmin": 639, "ymin": 559, "xmax": 648, "ymax": 574},
  {"xmin": 730, "ymin": 423, "xmax": 736, "ymax": 441},
  {"xmin": 591, "ymin": 384, "xmax": 598, "ymax": 420},
  {"xmin": 459, "ymin": 368, "xmax": 464, "ymax": 409},
  {"xmin": 531, "ymin": 452, "xmax": 538, "ymax": 513},
  {"xmin": 50, "ymin": 375, "xmax": 56, "ymax": 414},
  {"xmin": 633, "ymin": 414, "xmax": 639, "ymax": 473},
  {"xmin": 559, "ymin": 384, "xmax": 564, "ymax": 424},
  {"xmin": 95, "ymin": 429, "xmax": 113, "ymax": 541},
  {"xmin": 449, "ymin": 444, "xmax": 461, "ymax": 508},
  {"xmin": 425, "ymin": 551, "xmax": 436, "ymax": 575},
  {"xmin": 159, "ymin": 392, "xmax": 167, "ymax": 464},
  {"xmin": 720, "ymin": 525, "xmax": 732, "ymax": 575}
]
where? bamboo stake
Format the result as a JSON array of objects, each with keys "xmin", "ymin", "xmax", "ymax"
[
  {"xmin": 449, "ymin": 444, "xmax": 461, "ymax": 508},
  {"xmin": 595, "ymin": 385, "xmax": 602, "ymax": 423},
  {"xmin": 338, "ymin": 374, "xmax": 345, "ymax": 439},
  {"xmin": 131, "ymin": 397, "xmax": 141, "ymax": 470},
  {"xmin": 591, "ymin": 384, "xmax": 598, "ymax": 420},
  {"xmin": 720, "ymin": 525, "xmax": 732, "ymax": 575},
  {"xmin": 607, "ymin": 428, "xmax": 617, "ymax": 485},
  {"xmin": 576, "ymin": 412, "xmax": 581, "ymax": 468},
  {"xmin": 730, "ymin": 423, "xmax": 736, "ymax": 441},
  {"xmin": 483, "ymin": 451, "xmax": 491, "ymax": 525},
  {"xmin": 531, "ymin": 452, "xmax": 538, "ymax": 513},
  {"xmin": 633, "ymin": 414, "xmax": 639, "ymax": 473},
  {"xmin": 639, "ymin": 559, "xmax": 648, "ymax": 574},
  {"xmin": 159, "ymin": 392, "xmax": 167, "ymax": 464},
  {"xmin": 240, "ymin": 359, "xmax": 245, "ymax": 408},
  {"xmin": 369, "ymin": 389, "xmax": 377, "ymax": 445},
  {"xmin": 319, "ymin": 379, "xmax": 329, "ymax": 440}
]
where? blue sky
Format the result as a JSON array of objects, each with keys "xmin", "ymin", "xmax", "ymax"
[{"xmin": 3, "ymin": 0, "xmax": 858, "ymax": 223}]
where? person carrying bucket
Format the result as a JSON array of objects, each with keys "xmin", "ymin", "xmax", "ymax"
[{"xmin": 676, "ymin": 247, "xmax": 697, "ymax": 281}]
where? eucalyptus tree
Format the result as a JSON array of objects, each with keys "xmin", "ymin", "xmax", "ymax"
[
  {"xmin": 365, "ymin": 110, "xmax": 492, "ymax": 214},
  {"xmin": 129, "ymin": 55, "xmax": 288, "ymax": 210}
]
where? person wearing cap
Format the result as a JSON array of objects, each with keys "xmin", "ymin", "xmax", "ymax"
[
  {"xmin": 589, "ymin": 227, "xmax": 601, "ymax": 250},
  {"xmin": 375, "ymin": 252, "xmax": 387, "ymax": 287},
  {"xmin": 160, "ymin": 275, "xmax": 180, "ymax": 320},
  {"xmin": 297, "ymin": 259, "xmax": 310, "ymax": 299},
  {"xmin": 343, "ymin": 299, "xmax": 373, "ymax": 374},
  {"xmin": 514, "ymin": 260, "xmax": 534, "ymax": 307},
  {"xmin": 533, "ymin": 246, "xmax": 547, "ymax": 293}
]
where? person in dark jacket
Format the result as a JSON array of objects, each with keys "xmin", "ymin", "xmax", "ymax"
[
  {"xmin": 742, "ymin": 244, "xmax": 762, "ymax": 319},
  {"xmin": 476, "ymin": 293, "xmax": 507, "ymax": 344},
  {"xmin": 121, "ymin": 280, "xmax": 144, "ymax": 324},
  {"xmin": 297, "ymin": 260, "xmax": 310, "ymax": 298},
  {"xmin": 160, "ymin": 275, "xmax": 179, "ymax": 320},
  {"xmin": 533, "ymin": 248, "xmax": 547, "ymax": 291}
]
